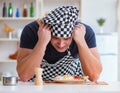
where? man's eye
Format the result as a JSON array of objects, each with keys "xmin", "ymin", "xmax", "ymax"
[
  {"xmin": 53, "ymin": 36, "xmax": 59, "ymax": 39},
  {"xmin": 64, "ymin": 37, "xmax": 71, "ymax": 40}
]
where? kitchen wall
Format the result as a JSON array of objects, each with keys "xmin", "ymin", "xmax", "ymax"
[
  {"xmin": 117, "ymin": 0, "xmax": 120, "ymax": 81},
  {"xmin": 81, "ymin": 0, "xmax": 117, "ymax": 33}
]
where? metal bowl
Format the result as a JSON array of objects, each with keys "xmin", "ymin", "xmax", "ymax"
[{"xmin": 2, "ymin": 76, "xmax": 18, "ymax": 86}]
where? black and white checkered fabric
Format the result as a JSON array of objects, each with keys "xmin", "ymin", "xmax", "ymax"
[
  {"xmin": 42, "ymin": 6, "xmax": 79, "ymax": 38},
  {"xmin": 29, "ymin": 50, "xmax": 83, "ymax": 81},
  {"xmin": 40, "ymin": 50, "xmax": 83, "ymax": 81}
]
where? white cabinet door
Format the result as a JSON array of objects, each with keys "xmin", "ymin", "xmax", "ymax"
[
  {"xmin": 96, "ymin": 33, "xmax": 118, "ymax": 81},
  {"xmin": 96, "ymin": 33, "xmax": 118, "ymax": 54},
  {"xmin": 98, "ymin": 55, "xmax": 118, "ymax": 81}
]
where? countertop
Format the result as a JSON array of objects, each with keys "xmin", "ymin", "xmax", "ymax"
[{"xmin": 0, "ymin": 81, "xmax": 120, "ymax": 93}]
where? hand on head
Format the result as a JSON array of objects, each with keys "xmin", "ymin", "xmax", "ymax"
[
  {"xmin": 38, "ymin": 23, "xmax": 51, "ymax": 46},
  {"xmin": 72, "ymin": 24, "xmax": 86, "ymax": 44}
]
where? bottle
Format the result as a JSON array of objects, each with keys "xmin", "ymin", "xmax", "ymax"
[
  {"xmin": 15, "ymin": 8, "xmax": 20, "ymax": 17},
  {"xmin": 30, "ymin": 2, "xmax": 34, "ymax": 17},
  {"xmin": 2, "ymin": 2, "xmax": 7, "ymax": 17},
  {"xmin": 22, "ymin": 4, "xmax": 28, "ymax": 17},
  {"xmin": 8, "ymin": 2, "xmax": 13, "ymax": 17}
]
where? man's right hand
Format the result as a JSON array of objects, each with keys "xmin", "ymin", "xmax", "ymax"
[{"xmin": 38, "ymin": 23, "xmax": 51, "ymax": 47}]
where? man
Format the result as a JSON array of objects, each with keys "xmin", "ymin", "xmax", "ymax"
[{"xmin": 17, "ymin": 6, "xmax": 102, "ymax": 82}]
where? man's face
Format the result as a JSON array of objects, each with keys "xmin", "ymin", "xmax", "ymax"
[{"xmin": 51, "ymin": 35, "xmax": 72, "ymax": 52}]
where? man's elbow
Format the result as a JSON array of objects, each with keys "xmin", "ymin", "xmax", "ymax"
[
  {"xmin": 17, "ymin": 68, "xmax": 30, "ymax": 82},
  {"xmin": 89, "ymin": 68, "xmax": 102, "ymax": 82},
  {"xmin": 18, "ymin": 73, "xmax": 31, "ymax": 82},
  {"xmin": 89, "ymin": 74, "xmax": 100, "ymax": 82}
]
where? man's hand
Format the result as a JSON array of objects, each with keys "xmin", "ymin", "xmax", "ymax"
[
  {"xmin": 72, "ymin": 24, "xmax": 86, "ymax": 44},
  {"xmin": 38, "ymin": 23, "xmax": 51, "ymax": 46}
]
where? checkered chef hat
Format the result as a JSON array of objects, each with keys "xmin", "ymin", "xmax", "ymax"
[{"xmin": 42, "ymin": 6, "xmax": 79, "ymax": 38}]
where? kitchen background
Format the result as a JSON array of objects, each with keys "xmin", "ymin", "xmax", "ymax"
[{"xmin": 0, "ymin": 0, "xmax": 119, "ymax": 81}]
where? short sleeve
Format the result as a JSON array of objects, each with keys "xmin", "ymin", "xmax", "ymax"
[
  {"xmin": 84, "ymin": 24, "xmax": 96, "ymax": 48},
  {"xmin": 20, "ymin": 21, "xmax": 39, "ymax": 49}
]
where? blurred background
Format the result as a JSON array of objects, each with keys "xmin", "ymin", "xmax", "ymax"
[{"xmin": 0, "ymin": 0, "xmax": 119, "ymax": 82}]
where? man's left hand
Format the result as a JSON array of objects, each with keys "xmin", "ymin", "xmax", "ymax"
[{"xmin": 72, "ymin": 24, "xmax": 86, "ymax": 44}]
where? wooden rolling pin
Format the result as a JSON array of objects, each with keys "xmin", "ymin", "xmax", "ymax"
[{"xmin": 36, "ymin": 18, "xmax": 43, "ymax": 26}]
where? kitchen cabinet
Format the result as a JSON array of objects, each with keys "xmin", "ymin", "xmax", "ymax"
[
  {"xmin": 0, "ymin": 0, "xmax": 81, "ymax": 77},
  {"xmin": 96, "ymin": 33, "xmax": 118, "ymax": 81},
  {"xmin": 0, "ymin": 0, "xmax": 40, "ymax": 77}
]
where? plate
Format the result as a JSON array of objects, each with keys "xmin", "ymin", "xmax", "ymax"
[
  {"xmin": 53, "ymin": 79, "xmax": 86, "ymax": 83},
  {"xmin": 51, "ymin": 75, "xmax": 89, "ymax": 83}
]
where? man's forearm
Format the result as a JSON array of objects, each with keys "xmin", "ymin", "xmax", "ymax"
[
  {"xmin": 77, "ymin": 40, "xmax": 102, "ymax": 82},
  {"xmin": 17, "ymin": 41, "xmax": 46, "ymax": 81}
]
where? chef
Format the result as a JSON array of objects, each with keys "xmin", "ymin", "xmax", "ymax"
[{"xmin": 17, "ymin": 6, "xmax": 102, "ymax": 82}]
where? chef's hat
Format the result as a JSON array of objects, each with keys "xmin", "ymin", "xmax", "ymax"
[{"xmin": 42, "ymin": 6, "xmax": 79, "ymax": 38}]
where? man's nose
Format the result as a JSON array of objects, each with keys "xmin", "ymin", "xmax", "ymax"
[{"xmin": 58, "ymin": 40, "xmax": 65, "ymax": 48}]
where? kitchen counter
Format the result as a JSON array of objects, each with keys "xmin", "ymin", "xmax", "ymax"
[{"xmin": 0, "ymin": 81, "xmax": 120, "ymax": 93}]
